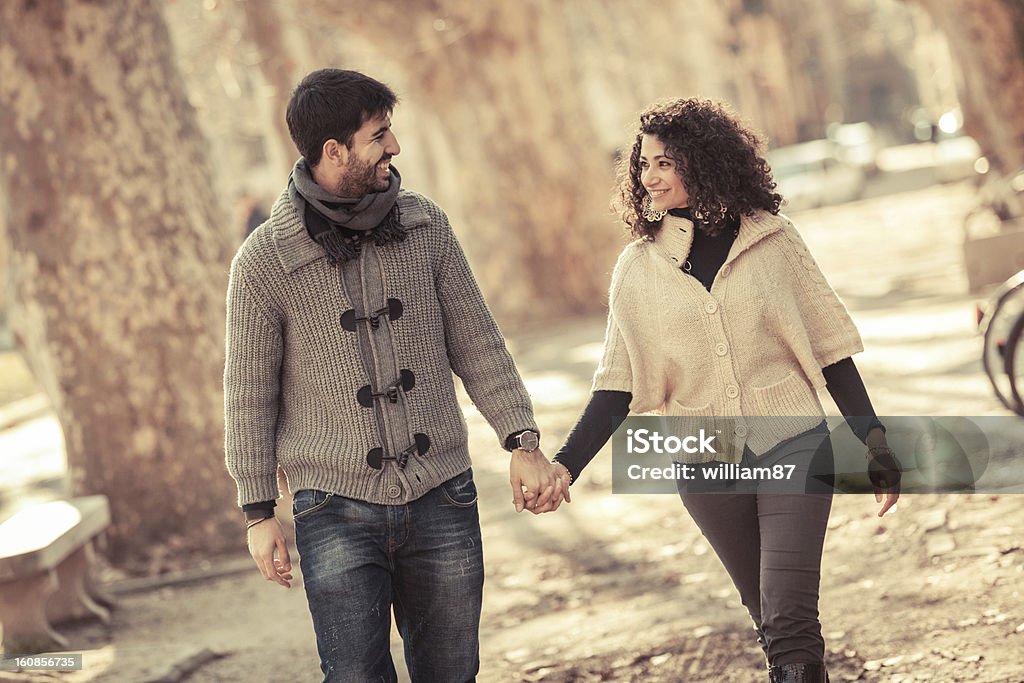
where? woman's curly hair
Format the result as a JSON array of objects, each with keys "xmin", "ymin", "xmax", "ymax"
[{"xmin": 616, "ymin": 98, "xmax": 782, "ymax": 240}]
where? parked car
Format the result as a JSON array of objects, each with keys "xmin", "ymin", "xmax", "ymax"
[
  {"xmin": 935, "ymin": 134, "xmax": 983, "ymax": 183},
  {"xmin": 768, "ymin": 140, "xmax": 866, "ymax": 212},
  {"xmin": 828, "ymin": 121, "xmax": 880, "ymax": 176}
]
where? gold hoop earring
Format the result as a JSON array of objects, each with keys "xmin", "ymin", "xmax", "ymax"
[{"xmin": 642, "ymin": 196, "xmax": 667, "ymax": 222}]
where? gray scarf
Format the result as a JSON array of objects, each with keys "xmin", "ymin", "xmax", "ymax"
[{"xmin": 288, "ymin": 158, "xmax": 406, "ymax": 263}]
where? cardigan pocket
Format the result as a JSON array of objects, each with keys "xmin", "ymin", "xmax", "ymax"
[
  {"xmin": 748, "ymin": 371, "xmax": 824, "ymax": 453},
  {"xmin": 663, "ymin": 401, "xmax": 737, "ymax": 464}
]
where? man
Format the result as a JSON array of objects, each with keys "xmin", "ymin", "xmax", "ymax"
[{"xmin": 224, "ymin": 69, "xmax": 568, "ymax": 682}]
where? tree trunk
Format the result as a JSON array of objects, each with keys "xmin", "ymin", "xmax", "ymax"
[
  {"xmin": 240, "ymin": 0, "xmax": 306, "ymax": 178},
  {"xmin": 914, "ymin": 0, "xmax": 1024, "ymax": 175},
  {"xmin": 0, "ymin": 0, "xmax": 239, "ymax": 567},
  {"xmin": 294, "ymin": 0, "xmax": 818, "ymax": 320},
  {"xmin": 304, "ymin": 0, "xmax": 624, "ymax": 321}
]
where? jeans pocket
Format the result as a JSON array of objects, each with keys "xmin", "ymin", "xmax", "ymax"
[
  {"xmin": 439, "ymin": 469, "xmax": 478, "ymax": 508},
  {"xmin": 292, "ymin": 489, "xmax": 334, "ymax": 520}
]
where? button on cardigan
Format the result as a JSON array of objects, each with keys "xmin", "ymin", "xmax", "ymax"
[{"xmin": 591, "ymin": 210, "xmax": 864, "ymax": 460}]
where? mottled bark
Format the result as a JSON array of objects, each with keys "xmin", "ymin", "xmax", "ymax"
[
  {"xmin": 240, "ymin": 0, "xmax": 304, "ymax": 178},
  {"xmin": 915, "ymin": 0, "xmax": 1024, "ymax": 175},
  {"xmin": 729, "ymin": 3, "xmax": 805, "ymax": 146},
  {"xmin": 303, "ymin": 0, "xmax": 623, "ymax": 321},
  {"xmin": 0, "ymin": 211, "xmax": 8, "ymax": 318},
  {"xmin": 0, "ymin": 0, "xmax": 239, "ymax": 565},
  {"xmin": 764, "ymin": 0, "xmax": 847, "ymax": 141},
  {"xmin": 293, "ymin": 0, "xmax": 823, "ymax": 320}
]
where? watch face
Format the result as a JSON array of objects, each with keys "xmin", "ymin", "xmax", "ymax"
[{"xmin": 520, "ymin": 430, "xmax": 540, "ymax": 451}]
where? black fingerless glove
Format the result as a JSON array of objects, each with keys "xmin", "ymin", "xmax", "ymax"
[{"xmin": 867, "ymin": 446, "xmax": 902, "ymax": 489}]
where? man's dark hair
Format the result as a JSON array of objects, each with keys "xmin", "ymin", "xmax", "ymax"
[{"xmin": 286, "ymin": 69, "xmax": 398, "ymax": 167}]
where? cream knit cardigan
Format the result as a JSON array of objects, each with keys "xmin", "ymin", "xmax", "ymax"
[{"xmin": 592, "ymin": 210, "xmax": 863, "ymax": 462}]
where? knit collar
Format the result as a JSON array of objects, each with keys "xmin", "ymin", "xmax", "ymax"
[
  {"xmin": 653, "ymin": 210, "xmax": 787, "ymax": 268},
  {"xmin": 288, "ymin": 158, "xmax": 402, "ymax": 232},
  {"xmin": 267, "ymin": 186, "xmax": 432, "ymax": 273}
]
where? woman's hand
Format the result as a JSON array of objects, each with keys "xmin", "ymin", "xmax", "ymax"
[
  {"xmin": 866, "ymin": 427, "xmax": 900, "ymax": 517},
  {"xmin": 510, "ymin": 448, "xmax": 558, "ymax": 513}
]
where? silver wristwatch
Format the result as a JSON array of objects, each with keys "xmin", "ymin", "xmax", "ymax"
[{"xmin": 512, "ymin": 429, "xmax": 540, "ymax": 452}]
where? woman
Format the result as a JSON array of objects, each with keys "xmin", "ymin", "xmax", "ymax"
[{"xmin": 551, "ymin": 99, "xmax": 900, "ymax": 683}]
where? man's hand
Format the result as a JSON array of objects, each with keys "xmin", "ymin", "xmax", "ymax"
[
  {"xmin": 526, "ymin": 462, "xmax": 572, "ymax": 515},
  {"xmin": 510, "ymin": 448, "xmax": 559, "ymax": 512},
  {"xmin": 247, "ymin": 517, "xmax": 293, "ymax": 588}
]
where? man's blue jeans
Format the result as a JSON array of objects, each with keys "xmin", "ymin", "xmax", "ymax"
[{"xmin": 293, "ymin": 469, "xmax": 484, "ymax": 683}]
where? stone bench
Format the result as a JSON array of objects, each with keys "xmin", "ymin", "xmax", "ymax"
[{"xmin": 0, "ymin": 496, "xmax": 113, "ymax": 654}]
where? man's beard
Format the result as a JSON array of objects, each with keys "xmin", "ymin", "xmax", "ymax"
[{"xmin": 335, "ymin": 155, "xmax": 390, "ymax": 198}]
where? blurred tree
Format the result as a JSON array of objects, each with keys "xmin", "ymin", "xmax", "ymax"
[
  {"xmin": 0, "ymin": 209, "xmax": 7, "ymax": 323},
  {"xmin": 163, "ymin": 0, "xmax": 285, "ymax": 231},
  {"xmin": 914, "ymin": 0, "xmax": 1024, "ymax": 174},
  {"xmin": 291, "ymin": 0, "xmax": 834, "ymax": 319},
  {"xmin": 300, "ymin": 0, "xmax": 623, "ymax": 321},
  {"xmin": 564, "ymin": 0, "xmax": 802, "ymax": 148},
  {"xmin": 0, "ymin": 0, "xmax": 240, "ymax": 567},
  {"xmin": 232, "ymin": 0, "xmax": 841, "ymax": 318},
  {"xmin": 239, "ymin": 0, "xmax": 308, "ymax": 178}
]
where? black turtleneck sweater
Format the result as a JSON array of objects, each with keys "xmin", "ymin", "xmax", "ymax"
[{"xmin": 553, "ymin": 208, "xmax": 883, "ymax": 484}]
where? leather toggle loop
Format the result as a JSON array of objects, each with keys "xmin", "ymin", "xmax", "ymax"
[
  {"xmin": 340, "ymin": 309, "xmax": 358, "ymax": 332},
  {"xmin": 364, "ymin": 433, "xmax": 431, "ymax": 471},
  {"xmin": 396, "ymin": 444, "xmax": 414, "ymax": 469},
  {"xmin": 366, "ymin": 447, "xmax": 385, "ymax": 470},
  {"xmin": 357, "ymin": 370, "xmax": 417, "ymax": 408},
  {"xmin": 386, "ymin": 298, "xmax": 404, "ymax": 321},
  {"xmin": 399, "ymin": 368, "xmax": 415, "ymax": 392},
  {"xmin": 397, "ymin": 433, "xmax": 432, "ymax": 469},
  {"xmin": 340, "ymin": 298, "xmax": 404, "ymax": 332},
  {"xmin": 357, "ymin": 385, "xmax": 375, "ymax": 408},
  {"xmin": 397, "ymin": 433, "xmax": 432, "ymax": 468}
]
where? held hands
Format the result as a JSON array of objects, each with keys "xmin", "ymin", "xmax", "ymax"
[
  {"xmin": 247, "ymin": 517, "xmax": 293, "ymax": 588},
  {"xmin": 527, "ymin": 462, "xmax": 572, "ymax": 514},
  {"xmin": 866, "ymin": 427, "xmax": 900, "ymax": 518},
  {"xmin": 509, "ymin": 448, "xmax": 572, "ymax": 514}
]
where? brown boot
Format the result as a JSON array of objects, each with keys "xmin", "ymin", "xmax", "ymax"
[{"xmin": 768, "ymin": 662, "xmax": 829, "ymax": 682}]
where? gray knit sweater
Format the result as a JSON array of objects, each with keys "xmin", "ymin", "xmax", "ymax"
[{"xmin": 224, "ymin": 187, "xmax": 537, "ymax": 506}]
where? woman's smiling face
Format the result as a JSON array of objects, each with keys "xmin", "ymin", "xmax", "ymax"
[{"xmin": 639, "ymin": 134, "xmax": 689, "ymax": 211}]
